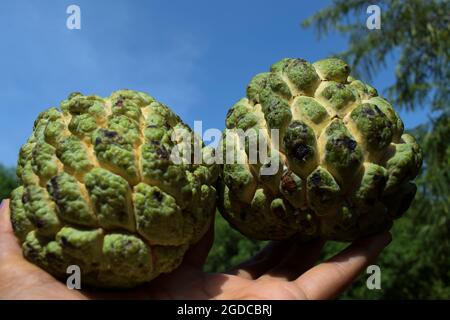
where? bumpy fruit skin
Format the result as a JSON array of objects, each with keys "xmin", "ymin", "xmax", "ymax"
[
  {"xmin": 219, "ymin": 58, "xmax": 422, "ymax": 242},
  {"xmin": 10, "ymin": 90, "xmax": 218, "ymax": 288}
]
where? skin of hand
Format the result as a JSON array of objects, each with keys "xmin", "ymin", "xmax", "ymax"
[{"xmin": 0, "ymin": 199, "xmax": 391, "ymax": 300}]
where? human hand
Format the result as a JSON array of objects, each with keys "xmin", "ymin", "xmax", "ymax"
[{"xmin": 0, "ymin": 199, "xmax": 391, "ymax": 300}]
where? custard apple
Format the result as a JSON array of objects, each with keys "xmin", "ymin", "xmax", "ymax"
[
  {"xmin": 10, "ymin": 90, "xmax": 218, "ymax": 288},
  {"xmin": 218, "ymin": 58, "xmax": 422, "ymax": 241}
]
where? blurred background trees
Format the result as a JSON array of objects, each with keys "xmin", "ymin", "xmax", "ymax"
[
  {"xmin": 0, "ymin": 0, "xmax": 448, "ymax": 299},
  {"xmin": 0, "ymin": 165, "xmax": 17, "ymax": 200}
]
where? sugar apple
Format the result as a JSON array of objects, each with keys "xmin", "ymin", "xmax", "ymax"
[
  {"xmin": 10, "ymin": 90, "xmax": 218, "ymax": 288},
  {"xmin": 218, "ymin": 58, "xmax": 422, "ymax": 242}
]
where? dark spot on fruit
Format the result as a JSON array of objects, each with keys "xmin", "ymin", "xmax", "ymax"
[
  {"xmin": 22, "ymin": 191, "xmax": 30, "ymax": 204},
  {"xmin": 115, "ymin": 99, "xmax": 124, "ymax": 107},
  {"xmin": 153, "ymin": 190, "xmax": 163, "ymax": 202},
  {"xmin": 35, "ymin": 219, "xmax": 45, "ymax": 228},
  {"xmin": 60, "ymin": 236, "xmax": 69, "ymax": 247},
  {"xmin": 344, "ymin": 138, "xmax": 357, "ymax": 150},
  {"xmin": 150, "ymin": 140, "xmax": 160, "ymax": 146},
  {"xmin": 103, "ymin": 130, "xmax": 118, "ymax": 139},
  {"xmin": 333, "ymin": 137, "xmax": 357, "ymax": 150},
  {"xmin": 95, "ymin": 137, "xmax": 102, "ymax": 146},
  {"xmin": 49, "ymin": 176, "xmax": 61, "ymax": 200},
  {"xmin": 156, "ymin": 146, "xmax": 170, "ymax": 159},
  {"xmin": 362, "ymin": 106, "xmax": 376, "ymax": 117},
  {"xmin": 310, "ymin": 172, "xmax": 322, "ymax": 186},
  {"xmin": 281, "ymin": 172, "xmax": 297, "ymax": 193},
  {"xmin": 337, "ymin": 83, "xmax": 345, "ymax": 89},
  {"xmin": 293, "ymin": 143, "xmax": 311, "ymax": 161},
  {"xmin": 226, "ymin": 108, "xmax": 234, "ymax": 119}
]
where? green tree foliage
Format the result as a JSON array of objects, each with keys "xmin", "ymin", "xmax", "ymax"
[
  {"xmin": 0, "ymin": 165, "xmax": 17, "ymax": 201},
  {"xmin": 302, "ymin": 0, "xmax": 449, "ymax": 113}
]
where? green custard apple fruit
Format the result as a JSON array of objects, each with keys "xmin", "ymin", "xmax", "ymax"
[
  {"xmin": 10, "ymin": 90, "xmax": 218, "ymax": 288},
  {"xmin": 218, "ymin": 58, "xmax": 422, "ymax": 242}
]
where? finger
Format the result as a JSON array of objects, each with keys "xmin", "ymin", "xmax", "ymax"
[
  {"xmin": 259, "ymin": 239, "xmax": 325, "ymax": 281},
  {"xmin": 182, "ymin": 214, "xmax": 216, "ymax": 269},
  {"xmin": 0, "ymin": 199, "xmax": 23, "ymax": 259},
  {"xmin": 0, "ymin": 199, "xmax": 13, "ymax": 233},
  {"xmin": 147, "ymin": 225, "xmax": 216, "ymax": 299},
  {"xmin": 226, "ymin": 239, "xmax": 294, "ymax": 280},
  {"xmin": 294, "ymin": 231, "xmax": 392, "ymax": 300}
]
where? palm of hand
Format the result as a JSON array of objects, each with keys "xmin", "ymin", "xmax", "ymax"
[{"xmin": 0, "ymin": 200, "xmax": 390, "ymax": 300}]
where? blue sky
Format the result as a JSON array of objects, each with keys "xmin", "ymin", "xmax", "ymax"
[{"xmin": 0, "ymin": 0, "xmax": 428, "ymax": 167}]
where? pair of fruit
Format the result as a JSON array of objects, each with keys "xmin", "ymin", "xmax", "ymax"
[{"xmin": 9, "ymin": 58, "xmax": 422, "ymax": 287}]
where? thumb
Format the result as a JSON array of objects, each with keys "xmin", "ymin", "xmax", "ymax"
[
  {"xmin": 0, "ymin": 199, "xmax": 23, "ymax": 259},
  {"xmin": 295, "ymin": 231, "xmax": 391, "ymax": 300},
  {"xmin": 182, "ymin": 215, "xmax": 215, "ymax": 269}
]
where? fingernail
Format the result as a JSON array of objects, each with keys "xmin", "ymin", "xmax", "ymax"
[{"xmin": 0, "ymin": 200, "xmax": 5, "ymax": 210}]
